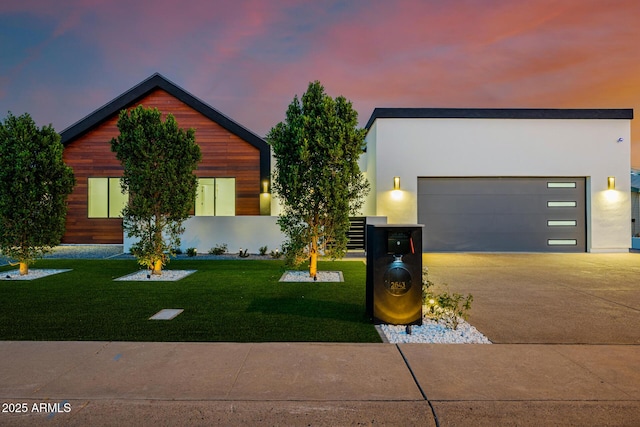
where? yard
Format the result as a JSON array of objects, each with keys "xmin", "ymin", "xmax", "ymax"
[{"xmin": 0, "ymin": 259, "xmax": 381, "ymax": 343}]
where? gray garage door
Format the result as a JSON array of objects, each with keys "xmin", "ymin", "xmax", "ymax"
[{"xmin": 418, "ymin": 177, "xmax": 586, "ymax": 252}]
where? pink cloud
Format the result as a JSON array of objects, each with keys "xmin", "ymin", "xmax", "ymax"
[{"xmin": 3, "ymin": 1, "xmax": 640, "ymax": 165}]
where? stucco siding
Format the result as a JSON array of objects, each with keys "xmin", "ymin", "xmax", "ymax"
[{"xmin": 370, "ymin": 117, "xmax": 631, "ymax": 252}]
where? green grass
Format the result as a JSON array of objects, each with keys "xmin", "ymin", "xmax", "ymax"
[{"xmin": 0, "ymin": 259, "xmax": 381, "ymax": 343}]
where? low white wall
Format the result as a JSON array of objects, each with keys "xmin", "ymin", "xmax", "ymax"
[
  {"xmin": 124, "ymin": 216, "xmax": 286, "ymax": 254},
  {"xmin": 123, "ymin": 216, "xmax": 388, "ymax": 254}
]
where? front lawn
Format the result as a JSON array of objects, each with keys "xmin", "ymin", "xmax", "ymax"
[{"xmin": 0, "ymin": 259, "xmax": 381, "ymax": 343}]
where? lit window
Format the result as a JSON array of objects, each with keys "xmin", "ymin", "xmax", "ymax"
[
  {"xmin": 88, "ymin": 178, "xmax": 128, "ymax": 218},
  {"xmin": 195, "ymin": 178, "xmax": 235, "ymax": 216}
]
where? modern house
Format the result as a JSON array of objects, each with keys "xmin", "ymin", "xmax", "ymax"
[
  {"xmin": 60, "ymin": 73, "xmax": 271, "ymax": 245},
  {"xmin": 360, "ymin": 108, "xmax": 633, "ymax": 252},
  {"xmin": 59, "ymin": 74, "xmax": 634, "ymax": 253}
]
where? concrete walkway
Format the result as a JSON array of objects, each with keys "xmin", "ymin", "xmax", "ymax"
[{"xmin": 0, "ymin": 253, "xmax": 639, "ymax": 426}]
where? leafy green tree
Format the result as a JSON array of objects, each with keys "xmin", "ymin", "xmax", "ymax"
[
  {"xmin": 267, "ymin": 81, "xmax": 369, "ymax": 277},
  {"xmin": 0, "ymin": 112, "xmax": 75, "ymax": 275},
  {"xmin": 111, "ymin": 106, "xmax": 201, "ymax": 275}
]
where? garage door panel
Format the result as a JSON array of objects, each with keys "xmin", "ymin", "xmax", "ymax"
[
  {"xmin": 419, "ymin": 178, "xmax": 578, "ymax": 196},
  {"xmin": 427, "ymin": 232, "xmax": 581, "ymax": 252},
  {"xmin": 418, "ymin": 177, "xmax": 586, "ymax": 252},
  {"xmin": 422, "ymin": 213, "xmax": 560, "ymax": 233},
  {"xmin": 421, "ymin": 194, "xmax": 551, "ymax": 215}
]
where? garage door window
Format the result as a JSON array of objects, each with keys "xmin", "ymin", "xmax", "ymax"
[
  {"xmin": 547, "ymin": 220, "xmax": 577, "ymax": 226},
  {"xmin": 547, "ymin": 182, "xmax": 577, "ymax": 188},
  {"xmin": 548, "ymin": 239, "xmax": 577, "ymax": 246},
  {"xmin": 548, "ymin": 201, "xmax": 577, "ymax": 207}
]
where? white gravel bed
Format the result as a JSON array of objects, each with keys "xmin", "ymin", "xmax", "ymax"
[
  {"xmin": 380, "ymin": 318, "xmax": 492, "ymax": 344},
  {"xmin": 114, "ymin": 270, "xmax": 196, "ymax": 281},
  {"xmin": 279, "ymin": 270, "xmax": 344, "ymax": 282},
  {"xmin": 0, "ymin": 269, "xmax": 72, "ymax": 281}
]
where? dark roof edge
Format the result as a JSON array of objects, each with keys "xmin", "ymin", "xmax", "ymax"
[
  {"xmin": 60, "ymin": 73, "xmax": 162, "ymax": 142},
  {"xmin": 60, "ymin": 73, "xmax": 270, "ymax": 183},
  {"xmin": 365, "ymin": 108, "xmax": 634, "ymax": 129}
]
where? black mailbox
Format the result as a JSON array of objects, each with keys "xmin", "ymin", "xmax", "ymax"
[
  {"xmin": 366, "ymin": 224, "xmax": 423, "ymax": 325},
  {"xmin": 387, "ymin": 231, "xmax": 412, "ymax": 255}
]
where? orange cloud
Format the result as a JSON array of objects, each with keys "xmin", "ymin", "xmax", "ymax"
[{"xmin": 2, "ymin": 1, "xmax": 640, "ymax": 165}]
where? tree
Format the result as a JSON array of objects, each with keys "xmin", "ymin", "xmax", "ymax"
[
  {"xmin": 0, "ymin": 112, "xmax": 75, "ymax": 275},
  {"xmin": 267, "ymin": 81, "xmax": 369, "ymax": 278},
  {"xmin": 111, "ymin": 106, "xmax": 201, "ymax": 275}
]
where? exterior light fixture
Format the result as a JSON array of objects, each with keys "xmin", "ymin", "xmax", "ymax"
[
  {"xmin": 393, "ymin": 176, "xmax": 400, "ymax": 190},
  {"xmin": 260, "ymin": 180, "xmax": 271, "ymax": 215},
  {"xmin": 607, "ymin": 176, "xmax": 615, "ymax": 190}
]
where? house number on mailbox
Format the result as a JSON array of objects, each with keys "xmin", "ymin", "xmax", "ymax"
[{"xmin": 383, "ymin": 265, "xmax": 412, "ymax": 296}]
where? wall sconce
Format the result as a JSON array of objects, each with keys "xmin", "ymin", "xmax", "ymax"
[
  {"xmin": 393, "ymin": 176, "xmax": 401, "ymax": 190},
  {"xmin": 262, "ymin": 180, "xmax": 269, "ymax": 193},
  {"xmin": 607, "ymin": 176, "xmax": 615, "ymax": 190}
]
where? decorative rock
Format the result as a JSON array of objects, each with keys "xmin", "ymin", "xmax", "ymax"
[
  {"xmin": 380, "ymin": 318, "xmax": 492, "ymax": 344},
  {"xmin": 114, "ymin": 270, "xmax": 196, "ymax": 281},
  {"xmin": 0, "ymin": 269, "xmax": 72, "ymax": 281},
  {"xmin": 279, "ymin": 271, "xmax": 344, "ymax": 282}
]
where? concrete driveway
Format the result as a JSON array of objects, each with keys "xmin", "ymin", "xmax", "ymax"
[{"xmin": 424, "ymin": 252, "xmax": 640, "ymax": 344}]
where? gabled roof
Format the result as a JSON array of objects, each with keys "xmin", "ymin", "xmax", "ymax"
[
  {"xmin": 60, "ymin": 73, "xmax": 270, "ymax": 181},
  {"xmin": 365, "ymin": 108, "xmax": 634, "ymax": 129}
]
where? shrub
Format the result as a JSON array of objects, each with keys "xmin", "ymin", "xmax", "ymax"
[
  {"xmin": 208, "ymin": 244, "xmax": 228, "ymax": 255},
  {"xmin": 238, "ymin": 248, "xmax": 250, "ymax": 258},
  {"xmin": 186, "ymin": 247, "xmax": 197, "ymax": 257},
  {"xmin": 270, "ymin": 248, "xmax": 282, "ymax": 259},
  {"xmin": 422, "ymin": 267, "xmax": 473, "ymax": 330},
  {"xmin": 259, "ymin": 246, "xmax": 268, "ymax": 256}
]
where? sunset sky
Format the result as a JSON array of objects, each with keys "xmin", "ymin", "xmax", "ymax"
[{"xmin": 2, "ymin": 0, "xmax": 640, "ymax": 166}]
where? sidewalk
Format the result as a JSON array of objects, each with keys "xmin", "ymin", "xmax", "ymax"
[
  {"xmin": 0, "ymin": 341, "xmax": 638, "ymax": 426},
  {"xmin": 1, "ymin": 252, "xmax": 639, "ymax": 426}
]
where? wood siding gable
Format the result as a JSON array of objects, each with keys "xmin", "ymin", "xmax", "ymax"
[{"xmin": 60, "ymin": 73, "xmax": 270, "ymax": 244}]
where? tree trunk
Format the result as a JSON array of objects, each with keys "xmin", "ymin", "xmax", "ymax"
[
  {"xmin": 152, "ymin": 216, "xmax": 163, "ymax": 275},
  {"xmin": 152, "ymin": 259, "xmax": 163, "ymax": 275},
  {"xmin": 309, "ymin": 240, "xmax": 318, "ymax": 278},
  {"xmin": 19, "ymin": 262, "xmax": 28, "ymax": 276}
]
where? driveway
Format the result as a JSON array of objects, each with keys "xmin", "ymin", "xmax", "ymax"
[{"xmin": 423, "ymin": 253, "xmax": 640, "ymax": 344}]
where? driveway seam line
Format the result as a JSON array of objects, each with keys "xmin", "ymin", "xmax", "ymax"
[
  {"xmin": 396, "ymin": 344, "xmax": 440, "ymax": 427},
  {"xmin": 558, "ymin": 285, "xmax": 640, "ymax": 313},
  {"xmin": 225, "ymin": 343, "xmax": 253, "ymax": 399},
  {"xmin": 549, "ymin": 345, "xmax": 636, "ymax": 400}
]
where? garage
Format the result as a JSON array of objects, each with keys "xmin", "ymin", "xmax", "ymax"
[{"xmin": 418, "ymin": 177, "xmax": 586, "ymax": 252}]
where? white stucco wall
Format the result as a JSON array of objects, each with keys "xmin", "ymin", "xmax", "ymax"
[
  {"xmin": 365, "ymin": 118, "xmax": 631, "ymax": 252},
  {"xmin": 361, "ymin": 121, "xmax": 378, "ymax": 216},
  {"xmin": 124, "ymin": 216, "xmax": 286, "ymax": 254}
]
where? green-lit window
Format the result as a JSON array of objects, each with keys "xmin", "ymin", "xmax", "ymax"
[
  {"xmin": 88, "ymin": 178, "xmax": 128, "ymax": 218},
  {"xmin": 195, "ymin": 178, "xmax": 235, "ymax": 216}
]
